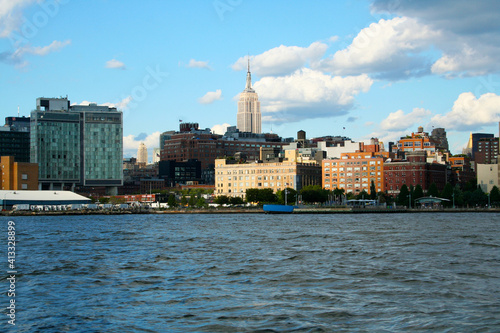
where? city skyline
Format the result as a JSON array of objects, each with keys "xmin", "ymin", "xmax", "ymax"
[{"xmin": 1, "ymin": 0, "xmax": 500, "ymax": 160}]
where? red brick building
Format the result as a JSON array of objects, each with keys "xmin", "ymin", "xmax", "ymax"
[
  {"xmin": 384, "ymin": 151, "xmax": 447, "ymax": 195},
  {"xmin": 475, "ymin": 137, "xmax": 499, "ymax": 164}
]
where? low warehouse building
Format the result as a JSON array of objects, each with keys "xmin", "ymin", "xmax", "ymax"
[{"xmin": 0, "ymin": 190, "xmax": 91, "ymax": 210}]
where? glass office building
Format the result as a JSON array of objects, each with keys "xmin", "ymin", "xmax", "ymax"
[{"xmin": 31, "ymin": 97, "xmax": 123, "ymax": 191}]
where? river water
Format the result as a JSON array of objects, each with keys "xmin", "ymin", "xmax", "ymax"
[{"xmin": 1, "ymin": 213, "xmax": 500, "ymax": 332}]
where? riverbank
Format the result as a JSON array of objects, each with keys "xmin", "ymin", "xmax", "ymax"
[{"xmin": 2, "ymin": 207, "xmax": 500, "ymax": 216}]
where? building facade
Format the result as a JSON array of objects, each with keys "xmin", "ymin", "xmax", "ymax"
[
  {"xmin": 215, "ymin": 158, "xmax": 321, "ymax": 199},
  {"xmin": 158, "ymin": 159, "xmax": 202, "ymax": 187},
  {"xmin": 160, "ymin": 123, "xmax": 289, "ymax": 185},
  {"xmin": 0, "ymin": 155, "xmax": 38, "ymax": 190},
  {"xmin": 448, "ymin": 155, "xmax": 475, "ymax": 188},
  {"xmin": 0, "ymin": 116, "xmax": 30, "ymax": 162},
  {"xmin": 322, "ymin": 153, "xmax": 385, "ymax": 195},
  {"xmin": 137, "ymin": 142, "xmax": 148, "ymax": 165},
  {"xmin": 392, "ymin": 126, "xmax": 438, "ymax": 154},
  {"xmin": 236, "ymin": 60, "xmax": 261, "ymax": 134},
  {"xmin": 384, "ymin": 151, "xmax": 447, "ymax": 195},
  {"xmin": 30, "ymin": 97, "xmax": 123, "ymax": 192},
  {"xmin": 475, "ymin": 137, "xmax": 499, "ymax": 164}
]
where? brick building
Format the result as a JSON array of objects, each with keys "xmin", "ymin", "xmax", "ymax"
[
  {"xmin": 215, "ymin": 158, "xmax": 321, "ymax": 199},
  {"xmin": 475, "ymin": 137, "xmax": 499, "ymax": 164},
  {"xmin": 0, "ymin": 155, "xmax": 38, "ymax": 190},
  {"xmin": 384, "ymin": 151, "xmax": 447, "ymax": 196},
  {"xmin": 322, "ymin": 152, "xmax": 386, "ymax": 195}
]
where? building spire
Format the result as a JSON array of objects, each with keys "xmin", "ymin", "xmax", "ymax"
[{"xmin": 244, "ymin": 56, "xmax": 255, "ymax": 92}]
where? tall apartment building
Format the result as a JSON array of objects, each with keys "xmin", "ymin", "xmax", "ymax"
[
  {"xmin": 0, "ymin": 155, "xmax": 38, "ymax": 190},
  {"xmin": 237, "ymin": 60, "xmax": 261, "ymax": 134},
  {"xmin": 215, "ymin": 158, "xmax": 321, "ymax": 199},
  {"xmin": 30, "ymin": 97, "xmax": 123, "ymax": 193},
  {"xmin": 322, "ymin": 152, "xmax": 385, "ymax": 195},
  {"xmin": 475, "ymin": 137, "xmax": 499, "ymax": 164},
  {"xmin": 463, "ymin": 132, "xmax": 494, "ymax": 160},
  {"xmin": 0, "ymin": 116, "xmax": 31, "ymax": 162}
]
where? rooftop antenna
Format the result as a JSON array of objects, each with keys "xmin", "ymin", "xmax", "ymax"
[{"xmin": 17, "ymin": 106, "xmax": 19, "ymax": 117}]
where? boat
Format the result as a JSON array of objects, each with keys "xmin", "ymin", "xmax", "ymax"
[{"xmin": 263, "ymin": 204, "xmax": 294, "ymax": 213}]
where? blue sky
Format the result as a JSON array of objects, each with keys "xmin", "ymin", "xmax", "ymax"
[{"xmin": 1, "ymin": 0, "xmax": 500, "ymax": 160}]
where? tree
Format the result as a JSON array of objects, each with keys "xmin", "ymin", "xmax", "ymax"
[
  {"xmin": 370, "ymin": 181, "xmax": 377, "ymax": 199},
  {"xmin": 471, "ymin": 187, "xmax": 488, "ymax": 207},
  {"xmin": 277, "ymin": 188, "xmax": 297, "ymax": 205},
  {"xmin": 427, "ymin": 183, "xmax": 439, "ymax": 198},
  {"xmin": 440, "ymin": 183, "xmax": 454, "ymax": 207},
  {"xmin": 300, "ymin": 185, "xmax": 329, "ymax": 204},
  {"xmin": 229, "ymin": 196, "xmax": 244, "ymax": 205},
  {"xmin": 196, "ymin": 197, "xmax": 207, "ymax": 208},
  {"xmin": 245, "ymin": 189, "xmax": 259, "ymax": 203},
  {"xmin": 397, "ymin": 184, "xmax": 409, "ymax": 207},
  {"xmin": 356, "ymin": 190, "xmax": 369, "ymax": 200},
  {"xmin": 489, "ymin": 186, "xmax": 500, "ymax": 207},
  {"xmin": 180, "ymin": 195, "xmax": 188, "ymax": 206},
  {"xmin": 214, "ymin": 195, "xmax": 230, "ymax": 205},
  {"xmin": 168, "ymin": 194, "xmax": 178, "ymax": 208},
  {"xmin": 413, "ymin": 184, "xmax": 424, "ymax": 201},
  {"xmin": 453, "ymin": 185, "xmax": 464, "ymax": 207},
  {"xmin": 188, "ymin": 195, "xmax": 196, "ymax": 207}
]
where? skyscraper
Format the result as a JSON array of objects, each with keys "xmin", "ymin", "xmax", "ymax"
[
  {"xmin": 31, "ymin": 97, "xmax": 123, "ymax": 192},
  {"xmin": 237, "ymin": 59, "xmax": 261, "ymax": 134},
  {"xmin": 137, "ymin": 142, "xmax": 148, "ymax": 164}
]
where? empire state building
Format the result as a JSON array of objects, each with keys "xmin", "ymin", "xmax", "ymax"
[{"xmin": 237, "ymin": 60, "xmax": 261, "ymax": 134}]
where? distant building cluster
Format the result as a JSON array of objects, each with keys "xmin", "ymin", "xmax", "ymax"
[{"xmin": 0, "ymin": 65, "xmax": 499, "ymax": 202}]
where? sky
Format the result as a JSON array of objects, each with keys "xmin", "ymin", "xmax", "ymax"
[{"xmin": 1, "ymin": 0, "xmax": 500, "ymax": 161}]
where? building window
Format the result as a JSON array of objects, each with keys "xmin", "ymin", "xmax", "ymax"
[
  {"xmin": 22, "ymin": 174, "xmax": 28, "ymax": 180},
  {"xmin": 21, "ymin": 184, "xmax": 28, "ymax": 189}
]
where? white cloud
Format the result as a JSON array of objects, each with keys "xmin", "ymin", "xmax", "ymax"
[
  {"xmin": 105, "ymin": 58, "xmax": 126, "ymax": 70},
  {"xmin": 232, "ymin": 42, "xmax": 328, "ymax": 76},
  {"xmin": 252, "ymin": 68, "xmax": 373, "ymax": 123},
  {"xmin": 74, "ymin": 96, "xmax": 133, "ymax": 110},
  {"xmin": 123, "ymin": 131, "xmax": 161, "ymax": 159},
  {"xmin": 371, "ymin": 0, "xmax": 500, "ymax": 77},
  {"xmin": 1, "ymin": 39, "xmax": 71, "ymax": 67},
  {"xmin": 187, "ymin": 59, "xmax": 212, "ymax": 70},
  {"xmin": 199, "ymin": 89, "xmax": 222, "ymax": 104},
  {"xmin": 430, "ymin": 92, "xmax": 500, "ymax": 130},
  {"xmin": 0, "ymin": 0, "xmax": 35, "ymax": 38},
  {"xmin": 211, "ymin": 123, "xmax": 231, "ymax": 135},
  {"xmin": 380, "ymin": 108, "xmax": 431, "ymax": 131},
  {"xmin": 316, "ymin": 17, "xmax": 439, "ymax": 79}
]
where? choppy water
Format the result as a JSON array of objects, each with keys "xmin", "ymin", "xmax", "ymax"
[{"xmin": 1, "ymin": 213, "xmax": 500, "ymax": 332}]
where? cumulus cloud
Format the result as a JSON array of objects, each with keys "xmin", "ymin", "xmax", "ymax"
[
  {"xmin": 316, "ymin": 17, "xmax": 438, "ymax": 79},
  {"xmin": 187, "ymin": 59, "xmax": 212, "ymax": 70},
  {"xmin": 371, "ymin": 0, "xmax": 500, "ymax": 77},
  {"xmin": 211, "ymin": 123, "xmax": 231, "ymax": 135},
  {"xmin": 380, "ymin": 108, "xmax": 432, "ymax": 131},
  {"xmin": 430, "ymin": 92, "xmax": 500, "ymax": 130},
  {"xmin": 199, "ymin": 89, "xmax": 222, "ymax": 104},
  {"xmin": 105, "ymin": 59, "xmax": 126, "ymax": 69},
  {"xmin": 232, "ymin": 42, "xmax": 328, "ymax": 77},
  {"xmin": 123, "ymin": 131, "xmax": 161, "ymax": 159},
  {"xmin": 252, "ymin": 68, "xmax": 372, "ymax": 123}
]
